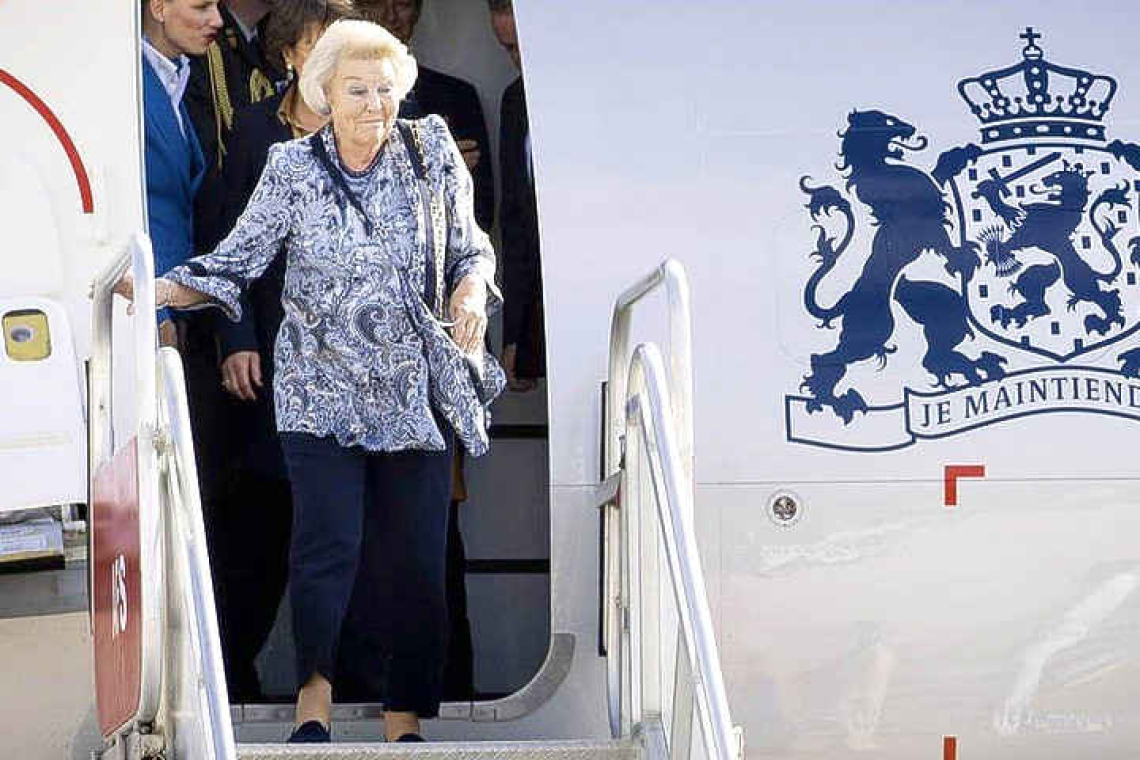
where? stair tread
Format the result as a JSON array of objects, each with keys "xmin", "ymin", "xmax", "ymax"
[{"xmin": 236, "ymin": 738, "xmax": 640, "ymax": 760}]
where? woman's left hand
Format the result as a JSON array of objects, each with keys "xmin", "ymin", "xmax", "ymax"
[{"xmin": 448, "ymin": 275, "xmax": 488, "ymax": 354}]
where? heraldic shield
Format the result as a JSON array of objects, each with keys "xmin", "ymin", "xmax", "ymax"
[{"xmin": 786, "ymin": 28, "xmax": 1140, "ymax": 452}]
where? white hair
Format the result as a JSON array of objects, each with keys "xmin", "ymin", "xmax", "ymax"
[{"xmin": 299, "ymin": 19, "xmax": 418, "ymax": 116}]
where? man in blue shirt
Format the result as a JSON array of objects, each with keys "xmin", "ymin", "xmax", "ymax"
[{"xmin": 140, "ymin": 0, "xmax": 222, "ymax": 342}]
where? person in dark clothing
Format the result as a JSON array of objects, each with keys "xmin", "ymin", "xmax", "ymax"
[
  {"xmin": 175, "ymin": 0, "xmax": 274, "ymax": 702},
  {"xmin": 492, "ymin": 0, "xmax": 545, "ymax": 387},
  {"xmin": 356, "ymin": 0, "xmax": 494, "ymax": 230},
  {"xmin": 199, "ymin": 0, "xmax": 356, "ymax": 703},
  {"xmin": 178, "ymin": 0, "xmax": 278, "ymax": 651},
  {"xmin": 185, "ymin": 0, "xmax": 276, "ymax": 177},
  {"xmin": 186, "ymin": 0, "xmax": 280, "ymax": 253}
]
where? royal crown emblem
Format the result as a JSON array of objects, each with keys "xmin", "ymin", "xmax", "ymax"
[
  {"xmin": 785, "ymin": 29, "xmax": 1140, "ymax": 452},
  {"xmin": 959, "ymin": 28, "xmax": 1116, "ymax": 143}
]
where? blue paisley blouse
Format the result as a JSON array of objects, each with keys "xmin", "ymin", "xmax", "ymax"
[{"xmin": 165, "ymin": 115, "xmax": 503, "ymax": 456}]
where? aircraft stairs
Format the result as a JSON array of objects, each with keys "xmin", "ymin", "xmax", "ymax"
[{"xmin": 89, "ymin": 236, "xmax": 741, "ymax": 760}]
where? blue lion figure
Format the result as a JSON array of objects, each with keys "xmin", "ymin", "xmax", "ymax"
[
  {"xmin": 979, "ymin": 163, "xmax": 1131, "ymax": 336},
  {"xmin": 799, "ymin": 110, "xmax": 1004, "ymax": 423}
]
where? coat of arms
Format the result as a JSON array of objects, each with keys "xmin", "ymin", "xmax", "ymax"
[{"xmin": 786, "ymin": 29, "xmax": 1140, "ymax": 451}]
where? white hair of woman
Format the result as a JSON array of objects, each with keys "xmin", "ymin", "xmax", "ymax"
[{"xmin": 299, "ymin": 18, "xmax": 418, "ymax": 116}]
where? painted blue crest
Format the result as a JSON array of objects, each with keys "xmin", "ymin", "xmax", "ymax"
[
  {"xmin": 786, "ymin": 29, "xmax": 1140, "ymax": 452},
  {"xmin": 959, "ymin": 27, "xmax": 1117, "ymax": 145}
]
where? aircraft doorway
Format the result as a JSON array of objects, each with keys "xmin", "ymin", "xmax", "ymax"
[{"xmin": 227, "ymin": 0, "xmax": 552, "ymax": 712}]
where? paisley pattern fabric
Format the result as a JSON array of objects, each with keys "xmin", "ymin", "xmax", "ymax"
[{"xmin": 166, "ymin": 115, "xmax": 503, "ymax": 456}]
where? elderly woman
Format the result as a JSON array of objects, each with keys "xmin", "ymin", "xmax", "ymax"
[
  {"xmin": 204, "ymin": 0, "xmax": 356, "ymax": 706},
  {"xmin": 119, "ymin": 19, "xmax": 502, "ymax": 744}
]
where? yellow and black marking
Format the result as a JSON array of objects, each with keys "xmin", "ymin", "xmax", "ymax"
[{"xmin": 3, "ymin": 309, "xmax": 50, "ymax": 361}]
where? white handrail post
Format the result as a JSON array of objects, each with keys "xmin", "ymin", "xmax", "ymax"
[
  {"xmin": 604, "ymin": 259, "xmax": 696, "ymax": 741},
  {"xmin": 661, "ymin": 259, "xmax": 694, "ymax": 496}
]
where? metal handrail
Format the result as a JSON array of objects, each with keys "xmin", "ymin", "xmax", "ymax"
[
  {"xmin": 90, "ymin": 232, "xmax": 234, "ymax": 758},
  {"xmin": 89, "ymin": 232, "xmax": 164, "ymax": 730},
  {"xmin": 624, "ymin": 344, "xmax": 737, "ymax": 760},
  {"xmin": 158, "ymin": 348, "xmax": 237, "ymax": 760},
  {"xmin": 89, "ymin": 231, "xmax": 158, "ymax": 479},
  {"xmin": 603, "ymin": 260, "xmax": 693, "ymax": 738},
  {"xmin": 606, "ymin": 259, "xmax": 693, "ymax": 482},
  {"xmin": 601, "ymin": 260, "xmax": 740, "ymax": 760}
]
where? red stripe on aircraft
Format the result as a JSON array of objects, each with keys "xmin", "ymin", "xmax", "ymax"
[
  {"xmin": 943, "ymin": 736, "xmax": 957, "ymax": 760},
  {"xmin": 944, "ymin": 465, "xmax": 986, "ymax": 507},
  {"xmin": 0, "ymin": 68, "xmax": 94, "ymax": 214}
]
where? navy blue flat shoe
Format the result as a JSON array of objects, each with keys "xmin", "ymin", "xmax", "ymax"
[
  {"xmin": 396, "ymin": 733, "xmax": 426, "ymax": 743},
  {"xmin": 288, "ymin": 720, "xmax": 331, "ymax": 743}
]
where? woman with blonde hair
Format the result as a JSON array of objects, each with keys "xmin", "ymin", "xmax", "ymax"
[{"xmin": 118, "ymin": 18, "xmax": 502, "ymax": 744}]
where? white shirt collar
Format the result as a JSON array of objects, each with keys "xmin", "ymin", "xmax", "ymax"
[
  {"xmin": 142, "ymin": 38, "xmax": 192, "ymax": 136},
  {"xmin": 231, "ymin": 13, "xmax": 258, "ymax": 43}
]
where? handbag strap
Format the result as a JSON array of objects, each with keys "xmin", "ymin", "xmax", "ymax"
[
  {"xmin": 398, "ymin": 121, "xmax": 445, "ymax": 317},
  {"xmin": 308, "ymin": 130, "xmax": 374, "ymax": 236},
  {"xmin": 307, "ymin": 124, "xmax": 442, "ymax": 315}
]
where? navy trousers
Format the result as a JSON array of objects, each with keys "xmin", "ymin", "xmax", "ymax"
[{"xmin": 281, "ymin": 429, "xmax": 453, "ymax": 718}]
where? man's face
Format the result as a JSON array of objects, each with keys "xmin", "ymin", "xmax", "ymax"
[
  {"xmin": 150, "ymin": 0, "xmax": 223, "ymax": 55},
  {"xmin": 491, "ymin": 10, "xmax": 520, "ymax": 71},
  {"xmin": 362, "ymin": 0, "xmax": 420, "ymax": 45}
]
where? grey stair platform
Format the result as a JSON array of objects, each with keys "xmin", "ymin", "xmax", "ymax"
[{"xmin": 237, "ymin": 739, "xmax": 640, "ymax": 760}]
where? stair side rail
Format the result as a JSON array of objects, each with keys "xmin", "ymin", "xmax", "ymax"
[
  {"xmin": 157, "ymin": 346, "xmax": 237, "ymax": 760},
  {"xmin": 600, "ymin": 260, "xmax": 741, "ymax": 760},
  {"xmin": 602, "ymin": 261, "xmax": 693, "ymax": 738},
  {"xmin": 622, "ymin": 344, "xmax": 738, "ymax": 760}
]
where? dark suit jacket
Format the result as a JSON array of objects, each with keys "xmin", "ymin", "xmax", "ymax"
[
  {"xmin": 499, "ymin": 77, "xmax": 545, "ymax": 377},
  {"xmin": 142, "ymin": 53, "xmax": 205, "ymax": 323},
  {"xmin": 210, "ymin": 92, "xmax": 293, "ymax": 480},
  {"xmin": 186, "ymin": 5, "xmax": 279, "ymax": 254},
  {"xmin": 401, "ymin": 65, "xmax": 494, "ymax": 231}
]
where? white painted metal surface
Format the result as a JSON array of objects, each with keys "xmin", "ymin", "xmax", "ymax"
[
  {"xmin": 0, "ymin": 0, "xmax": 142, "ymax": 513},
  {"xmin": 521, "ymin": 2, "xmax": 1140, "ymax": 757},
  {"xmin": 0, "ymin": 0, "xmax": 145, "ymax": 358},
  {"xmin": 16, "ymin": 1, "xmax": 1140, "ymax": 758},
  {"xmin": 0, "ymin": 296, "xmax": 86, "ymax": 512}
]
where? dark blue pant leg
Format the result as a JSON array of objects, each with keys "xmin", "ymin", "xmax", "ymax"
[
  {"xmin": 281, "ymin": 433, "xmax": 367, "ymax": 687},
  {"xmin": 362, "ymin": 436, "xmax": 454, "ymax": 717}
]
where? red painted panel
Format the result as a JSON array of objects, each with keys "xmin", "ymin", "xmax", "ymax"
[
  {"xmin": 91, "ymin": 438, "xmax": 142, "ymax": 737},
  {"xmin": 944, "ymin": 735, "xmax": 957, "ymax": 760}
]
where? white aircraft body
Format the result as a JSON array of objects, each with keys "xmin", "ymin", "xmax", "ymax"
[{"xmin": 3, "ymin": 2, "xmax": 1140, "ymax": 759}]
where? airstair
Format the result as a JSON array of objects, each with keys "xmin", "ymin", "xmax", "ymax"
[{"xmin": 88, "ymin": 236, "xmax": 741, "ymax": 760}]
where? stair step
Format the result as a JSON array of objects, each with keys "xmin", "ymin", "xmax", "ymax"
[{"xmin": 236, "ymin": 739, "xmax": 640, "ymax": 760}]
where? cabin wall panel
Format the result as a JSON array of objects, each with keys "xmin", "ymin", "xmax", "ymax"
[{"xmin": 463, "ymin": 437, "xmax": 550, "ymax": 561}]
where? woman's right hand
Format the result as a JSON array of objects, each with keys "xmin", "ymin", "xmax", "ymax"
[{"xmin": 113, "ymin": 274, "xmax": 202, "ymax": 313}]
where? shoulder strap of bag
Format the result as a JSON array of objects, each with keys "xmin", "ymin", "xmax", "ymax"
[
  {"xmin": 307, "ymin": 131, "xmax": 375, "ymax": 237},
  {"xmin": 397, "ymin": 120, "xmax": 445, "ymax": 317}
]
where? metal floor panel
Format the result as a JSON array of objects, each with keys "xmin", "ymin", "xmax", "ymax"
[{"xmin": 237, "ymin": 738, "xmax": 640, "ymax": 760}]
